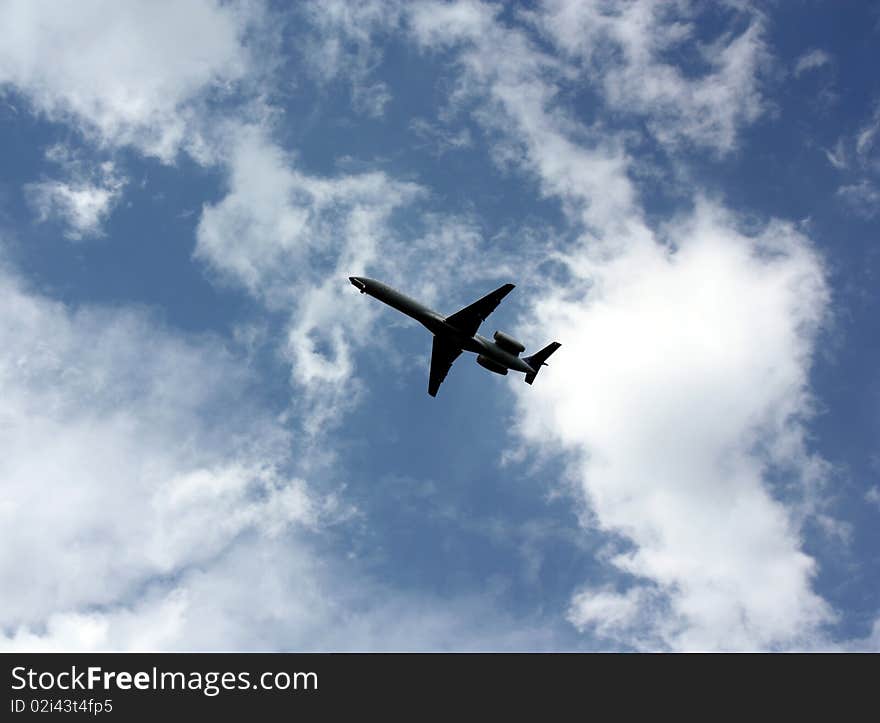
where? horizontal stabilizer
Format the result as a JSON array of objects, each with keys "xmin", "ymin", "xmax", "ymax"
[{"xmin": 523, "ymin": 342, "xmax": 560, "ymax": 385}]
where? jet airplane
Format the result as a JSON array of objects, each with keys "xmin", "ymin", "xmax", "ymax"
[{"xmin": 349, "ymin": 276, "xmax": 560, "ymax": 397}]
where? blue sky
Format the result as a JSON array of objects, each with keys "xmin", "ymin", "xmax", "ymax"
[{"xmin": 0, "ymin": 0, "xmax": 878, "ymax": 651}]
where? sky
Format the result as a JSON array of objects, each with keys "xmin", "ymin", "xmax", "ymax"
[{"xmin": 0, "ymin": 0, "xmax": 878, "ymax": 652}]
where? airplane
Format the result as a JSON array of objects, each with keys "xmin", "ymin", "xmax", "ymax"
[{"xmin": 349, "ymin": 276, "xmax": 560, "ymax": 397}]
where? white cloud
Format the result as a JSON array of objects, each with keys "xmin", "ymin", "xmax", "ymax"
[
  {"xmin": 408, "ymin": 0, "xmax": 495, "ymax": 46},
  {"xmin": 794, "ymin": 49, "xmax": 832, "ymax": 77},
  {"xmin": 0, "ymin": 263, "xmax": 321, "ymax": 632},
  {"xmin": 533, "ymin": 0, "xmax": 770, "ymax": 154},
  {"xmin": 410, "ymin": 118, "xmax": 474, "ymax": 154},
  {"xmin": 26, "ymin": 180, "xmax": 119, "ymax": 240},
  {"xmin": 353, "ymin": 80, "xmax": 393, "ymax": 118},
  {"xmin": 1, "ymin": 592, "xmax": 192, "ymax": 652},
  {"xmin": 25, "ymin": 147, "xmax": 125, "ymax": 239},
  {"xmin": 837, "ymin": 181, "xmax": 880, "ymax": 219},
  {"xmin": 300, "ymin": 0, "xmax": 404, "ymax": 118},
  {"xmin": 410, "ymin": 0, "xmax": 643, "ymax": 242},
  {"xmin": 824, "ymin": 139, "xmax": 847, "ymax": 170},
  {"xmin": 568, "ymin": 586, "xmax": 660, "ymax": 647},
  {"xmin": 195, "ymin": 125, "xmax": 421, "ymax": 302},
  {"xmin": 825, "ymin": 102, "xmax": 880, "ymax": 174},
  {"xmin": 512, "ymin": 203, "xmax": 834, "ymax": 650},
  {"xmin": 827, "ymin": 103, "xmax": 880, "ymax": 214},
  {"xmin": 866, "ymin": 486, "xmax": 880, "ymax": 510},
  {"xmin": 193, "ymin": 124, "xmax": 427, "ymax": 433},
  {"xmin": 855, "ymin": 106, "xmax": 880, "ymax": 162},
  {"xmin": 1, "ymin": 534, "xmax": 564, "ymax": 652},
  {"xmin": 0, "ymin": 0, "xmax": 253, "ymax": 160}
]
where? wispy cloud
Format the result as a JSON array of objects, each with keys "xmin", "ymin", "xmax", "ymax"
[
  {"xmin": 298, "ymin": 0, "xmax": 404, "ymax": 119},
  {"xmin": 533, "ymin": 0, "xmax": 771, "ymax": 155},
  {"xmin": 794, "ymin": 49, "xmax": 832, "ymax": 77},
  {"xmin": 192, "ymin": 122, "xmax": 425, "ymax": 435},
  {"xmin": 24, "ymin": 146, "xmax": 125, "ymax": 239},
  {"xmin": 837, "ymin": 181, "xmax": 880, "ymax": 219},
  {"xmin": 855, "ymin": 105, "xmax": 880, "ymax": 163},
  {"xmin": 410, "ymin": 118, "xmax": 473, "ymax": 155},
  {"xmin": 824, "ymin": 139, "xmax": 848, "ymax": 170}
]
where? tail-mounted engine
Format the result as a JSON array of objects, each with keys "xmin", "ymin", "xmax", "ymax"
[
  {"xmin": 493, "ymin": 331, "xmax": 525, "ymax": 355},
  {"xmin": 477, "ymin": 354, "xmax": 508, "ymax": 375}
]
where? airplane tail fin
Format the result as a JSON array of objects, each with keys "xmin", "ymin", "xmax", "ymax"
[{"xmin": 523, "ymin": 342, "xmax": 561, "ymax": 385}]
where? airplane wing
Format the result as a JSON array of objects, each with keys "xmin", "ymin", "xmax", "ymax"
[
  {"xmin": 428, "ymin": 336, "xmax": 462, "ymax": 397},
  {"xmin": 444, "ymin": 283, "xmax": 515, "ymax": 337}
]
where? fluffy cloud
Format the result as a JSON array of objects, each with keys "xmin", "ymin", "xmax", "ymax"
[
  {"xmin": 0, "ymin": 0, "xmax": 252, "ymax": 160},
  {"xmin": 514, "ymin": 204, "xmax": 833, "ymax": 650},
  {"xmin": 25, "ymin": 178, "xmax": 120, "ymax": 240},
  {"xmin": 567, "ymin": 586, "xmax": 658, "ymax": 646},
  {"xmin": 1, "ymin": 534, "xmax": 563, "ymax": 652},
  {"xmin": 0, "ymin": 264, "xmax": 311, "ymax": 632}
]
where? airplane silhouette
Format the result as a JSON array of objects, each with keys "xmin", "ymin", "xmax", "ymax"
[{"xmin": 350, "ymin": 276, "xmax": 560, "ymax": 397}]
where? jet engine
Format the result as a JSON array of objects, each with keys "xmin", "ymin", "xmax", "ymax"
[
  {"xmin": 493, "ymin": 331, "xmax": 525, "ymax": 355},
  {"xmin": 477, "ymin": 354, "xmax": 508, "ymax": 375}
]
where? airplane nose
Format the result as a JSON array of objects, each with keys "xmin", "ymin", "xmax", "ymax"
[{"xmin": 349, "ymin": 276, "xmax": 367, "ymax": 292}]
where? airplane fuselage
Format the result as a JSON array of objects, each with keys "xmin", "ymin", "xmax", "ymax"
[{"xmin": 349, "ymin": 276, "xmax": 535, "ymax": 375}]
